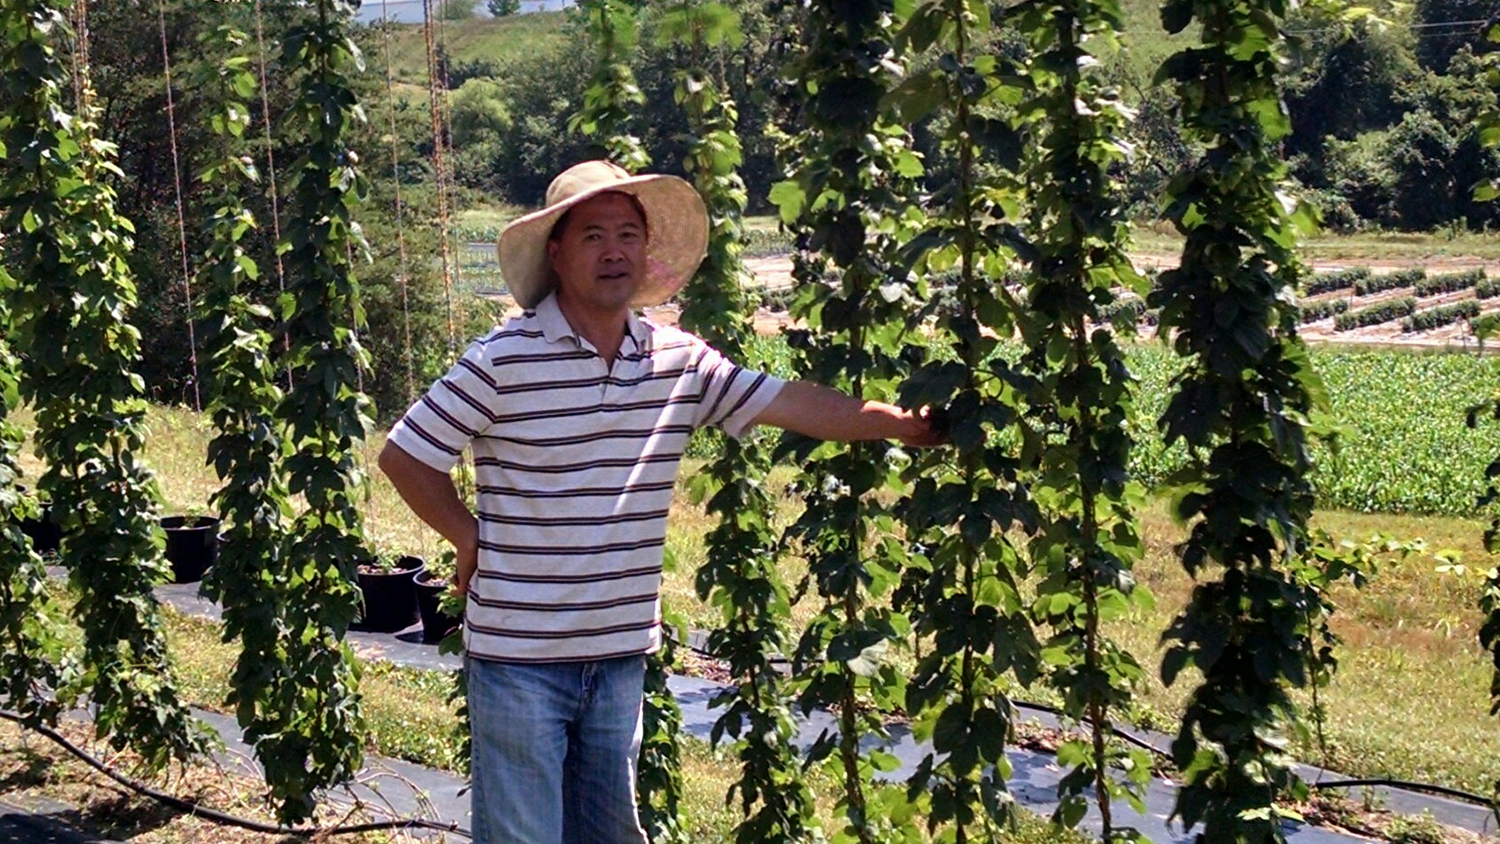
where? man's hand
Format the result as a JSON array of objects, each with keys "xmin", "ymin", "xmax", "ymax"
[
  {"xmin": 752, "ymin": 380, "xmax": 949, "ymax": 446},
  {"xmin": 378, "ymin": 441, "xmax": 482, "ymax": 597},
  {"xmin": 452, "ymin": 539, "xmax": 479, "ymax": 597},
  {"xmin": 897, "ymin": 406, "xmax": 947, "ymax": 448}
]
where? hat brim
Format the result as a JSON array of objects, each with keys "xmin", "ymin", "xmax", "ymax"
[{"xmin": 497, "ymin": 174, "xmax": 709, "ymax": 310}]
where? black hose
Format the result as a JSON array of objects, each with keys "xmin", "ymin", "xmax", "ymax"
[
  {"xmin": 1305, "ymin": 777, "xmax": 1497, "ymax": 807},
  {"xmin": 0, "ymin": 708, "xmax": 472, "ymax": 839}
]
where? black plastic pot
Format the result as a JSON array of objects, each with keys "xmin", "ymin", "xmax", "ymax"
[
  {"xmin": 13, "ymin": 484, "xmax": 60, "ymax": 555},
  {"xmin": 19, "ymin": 503, "xmax": 61, "ymax": 555},
  {"xmin": 161, "ymin": 516, "xmax": 220, "ymax": 584},
  {"xmin": 355, "ymin": 556, "xmax": 424, "ymax": 633},
  {"xmin": 414, "ymin": 568, "xmax": 463, "ymax": 643}
]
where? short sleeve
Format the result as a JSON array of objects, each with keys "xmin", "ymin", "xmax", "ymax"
[
  {"xmin": 386, "ymin": 338, "xmax": 499, "ymax": 471},
  {"xmin": 691, "ymin": 342, "xmax": 785, "ymax": 439}
]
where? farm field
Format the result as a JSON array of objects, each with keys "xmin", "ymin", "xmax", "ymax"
[{"xmin": 9, "ymin": 341, "xmax": 1500, "ymax": 802}]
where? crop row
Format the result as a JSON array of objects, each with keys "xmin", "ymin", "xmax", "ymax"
[
  {"xmin": 1334, "ymin": 296, "xmax": 1416, "ymax": 330},
  {"xmin": 1097, "ymin": 297, "xmax": 1161, "ymax": 326},
  {"xmin": 1415, "ymin": 268, "xmax": 1486, "ymax": 297},
  {"xmin": 1304, "ymin": 267, "xmax": 1371, "ymax": 296},
  {"xmin": 1298, "ymin": 298, "xmax": 1349, "ymax": 323},
  {"xmin": 1355, "ymin": 267, "xmax": 1425, "ymax": 296},
  {"xmin": 1402, "ymin": 299, "xmax": 1481, "ymax": 331}
]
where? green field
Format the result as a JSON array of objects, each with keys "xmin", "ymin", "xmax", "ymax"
[
  {"xmin": 1129, "ymin": 344, "xmax": 1500, "ymax": 516},
  {"xmin": 372, "ymin": 11, "xmax": 571, "ymax": 86}
]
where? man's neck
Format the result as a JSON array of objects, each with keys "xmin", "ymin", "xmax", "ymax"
[{"xmin": 555, "ymin": 291, "xmax": 629, "ymax": 366}]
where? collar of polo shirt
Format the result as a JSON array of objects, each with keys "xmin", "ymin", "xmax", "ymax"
[{"xmin": 533, "ymin": 291, "xmax": 650, "ymax": 355}]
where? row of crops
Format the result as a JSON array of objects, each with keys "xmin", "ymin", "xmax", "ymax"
[{"xmin": 1300, "ymin": 266, "xmax": 1497, "ymax": 331}]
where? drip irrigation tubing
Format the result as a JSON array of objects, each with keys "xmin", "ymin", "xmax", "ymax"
[{"xmin": 0, "ymin": 708, "xmax": 472, "ymax": 839}]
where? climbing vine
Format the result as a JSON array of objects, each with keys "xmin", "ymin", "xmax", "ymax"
[
  {"xmin": 661, "ymin": 4, "xmax": 819, "ymax": 843},
  {"xmin": 0, "ymin": 262, "xmax": 63, "ymax": 729},
  {"xmin": 772, "ymin": 2, "xmax": 921, "ymax": 840},
  {"xmin": 1150, "ymin": 0, "xmax": 1327, "ymax": 834},
  {"xmin": 0, "ymin": 0, "xmax": 211, "ymax": 770},
  {"xmin": 1013, "ymin": 0, "xmax": 1153, "ymax": 835},
  {"xmin": 191, "ymin": 24, "xmax": 308, "ymax": 821},
  {"xmin": 570, "ymin": 0, "xmax": 650, "ymax": 172},
  {"xmin": 570, "ymin": 3, "xmax": 683, "ymax": 834},
  {"xmin": 879, "ymin": 1, "xmax": 1041, "ymax": 841},
  {"xmin": 267, "ymin": 0, "xmax": 372, "ymax": 823}
]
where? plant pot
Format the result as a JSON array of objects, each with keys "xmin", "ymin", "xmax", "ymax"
[
  {"xmin": 414, "ymin": 568, "xmax": 463, "ymax": 643},
  {"xmin": 19, "ymin": 504, "xmax": 61, "ymax": 555},
  {"xmin": 161, "ymin": 516, "xmax": 220, "ymax": 584},
  {"xmin": 13, "ymin": 484, "xmax": 61, "ymax": 556},
  {"xmin": 356, "ymin": 556, "xmax": 424, "ymax": 633}
]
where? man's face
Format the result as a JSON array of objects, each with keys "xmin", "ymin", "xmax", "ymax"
[{"xmin": 547, "ymin": 192, "xmax": 648, "ymax": 313}]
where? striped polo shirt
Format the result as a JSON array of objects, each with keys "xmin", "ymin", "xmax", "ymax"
[{"xmin": 386, "ymin": 292, "xmax": 784, "ymax": 663}]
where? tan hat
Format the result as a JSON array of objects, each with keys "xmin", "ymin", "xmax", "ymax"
[{"xmin": 497, "ymin": 160, "xmax": 710, "ymax": 309}]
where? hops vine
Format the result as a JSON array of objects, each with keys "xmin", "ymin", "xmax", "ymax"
[
  {"xmin": 0, "ymin": 0, "xmax": 210, "ymax": 770},
  {"xmin": 885, "ymin": 0, "xmax": 1041, "ymax": 839},
  {"xmin": 1013, "ymin": 0, "xmax": 1153, "ymax": 835},
  {"xmin": 1150, "ymin": 0, "xmax": 1328, "ymax": 835},
  {"xmin": 772, "ymin": 1, "xmax": 922, "ymax": 840},
  {"xmin": 570, "ymin": 0, "xmax": 650, "ymax": 173},
  {"xmin": 191, "ymin": 24, "xmax": 309, "ymax": 821},
  {"xmin": 659, "ymin": 4, "xmax": 820, "ymax": 843},
  {"xmin": 267, "ymin": 0, "xmax": 374, "ymax": 822},
  {"xmin": 0, "ymin": 263, "xmax": 63, "ymax": 729}
]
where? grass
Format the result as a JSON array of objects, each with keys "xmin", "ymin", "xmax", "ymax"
[{"xmin": 371, "ymin": 11, "xmax": 570, "ymax": 88}]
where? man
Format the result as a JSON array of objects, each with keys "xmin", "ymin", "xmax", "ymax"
[{"xmin": 379, "ymin": 160, "xmax": 938, "ymax": 844}]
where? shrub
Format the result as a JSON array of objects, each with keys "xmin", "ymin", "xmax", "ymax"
[
  {"xmin": 1414, "ymin": 268, "xmax": 1484, "ymax": 297},
  {"xmin": 1304, "ymin": 267, "xmax": 1370, "ymax": 296},
  {"xmin": 487, "ymin": 0, "xmax": 520, "ymax": 16},
  {"xmin": 1401, "ymin": 298, "xmax": 1480, "ymax": 331},
  {"xmin": 744, "ymin": 229, "xmax": 791, "ymax": 258},
  {"xmin": 1477, "ymin": 278, "xmax": 1500, "ymax": 299},
  {"xmin": 1355, "ymin": 268, "xmax": 1424, "ymax": 296},
  {"xmin": 1298, "ymin": 298, "xmax": 1350, "ymax": 323},
  {"xmin": 1335, "ymin": 296, "xmax": 1416, "ymax": 330}
]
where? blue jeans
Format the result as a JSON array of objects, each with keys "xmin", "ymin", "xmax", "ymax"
[{"xmin": 466, "ymin": 653, "xmax": 650, "ymax": 844}]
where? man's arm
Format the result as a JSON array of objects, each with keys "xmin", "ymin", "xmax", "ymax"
[
  {"xmin": 377, "ymin": 441, "xmax": 480, "ymax": 595},
  {"xmin": 750, "ymin": 380, "xmax": 943, "ymax": 446}
]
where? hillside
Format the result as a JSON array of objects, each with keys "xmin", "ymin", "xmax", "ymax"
[{"xmin": 371, "ymin": 9, "xmax": 570, "ymax": 86}]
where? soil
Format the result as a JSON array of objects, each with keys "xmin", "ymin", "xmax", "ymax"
[{"xmin": 1295, "ymin": 792, "xmax": 1500, "ymax": 844}]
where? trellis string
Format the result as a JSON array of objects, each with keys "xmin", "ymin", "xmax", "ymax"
[{"xmin": 157, "ymin": 0, "xmax": 202, "ymax": 411}]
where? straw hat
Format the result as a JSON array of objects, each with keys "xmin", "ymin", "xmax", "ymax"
[{"xmin": 497, "ymin": 160, "xmax": 709, "ymax": 309}]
